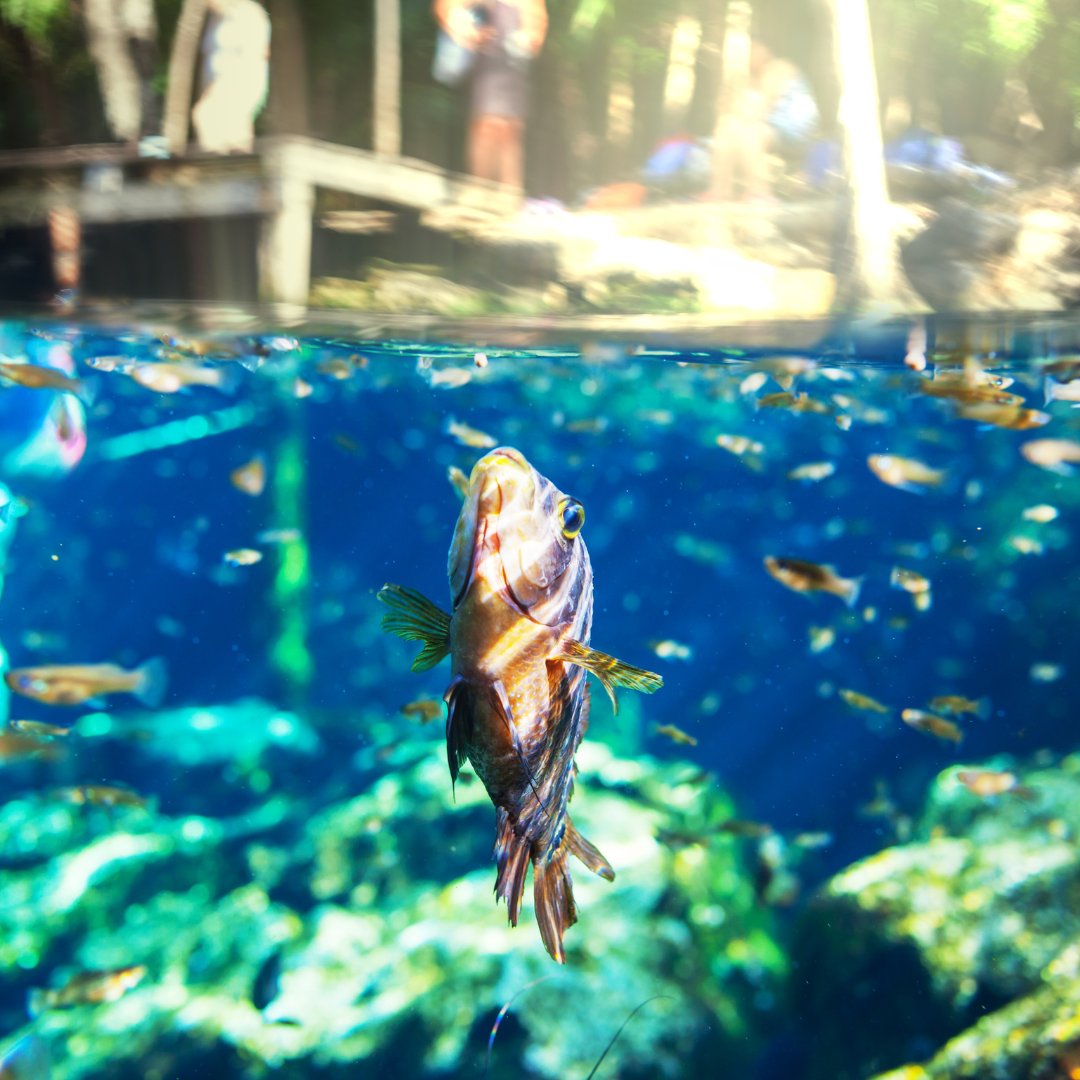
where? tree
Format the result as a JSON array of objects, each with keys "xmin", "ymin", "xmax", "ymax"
[
  {"xmin": 826, "ymin": 0, "xmax": 898, "ymax": 308},
  {"xmin": 81, "ymin": 0, "xmax": 142, "ymax": 141},
  {"xmin": 162, "ymin": 0, "xmax": 208, "ymax": 154}
]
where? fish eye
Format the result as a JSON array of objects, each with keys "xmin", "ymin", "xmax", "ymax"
[{"xmin": 558, "ymin": 497, "xmax": 585, "ymax": 539}]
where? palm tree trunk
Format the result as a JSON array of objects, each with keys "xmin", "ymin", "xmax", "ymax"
[
  {"xmin": 83, "ymin": 0, "xmax": 141, "ymax": 142},
  {"xmin": 826, "ymin": 0, "xmax": 898, "ymax": 308},
  {"xmin": 162, "ymin": 0, "xmax": 209, "ymax": 154},
  {"xmin": 373, "ymin": 0, "xmax": 401, "ymax": 156},
  {"xmin": 266, "ymin": 0, "xmax": 309, "ymax": 135}
]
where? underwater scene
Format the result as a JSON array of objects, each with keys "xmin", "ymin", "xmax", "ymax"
[{"xmin": 0, "ymin": 313, "xmax": 1079, "ymax": 1080}]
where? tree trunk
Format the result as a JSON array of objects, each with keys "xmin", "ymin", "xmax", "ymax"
[
  {"xmin": 373, "ymin": 0, "xmax": 401, "ymax": 156},
  {"xmin": 82, "ymin": 0, "xmax": 142, "ymax": 142},
  {"xmin": 266, "ymin": 0, "xmax": 309, "ymax": 136},
  {"xmin": 162, "ymin": 0, "xmax": 208, "ymax": 154},
  {"xmin": 826, "ymin": 0, "xmax": 898, "ymax": 309}
]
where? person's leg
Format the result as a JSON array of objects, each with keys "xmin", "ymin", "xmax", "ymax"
[
  {"xmin": 497, "ymin": 118, "xmax": 524, "ymax": 190},
  {"xmin": 468, "ymin": 115, "xmax": 500, "ymax": 181}
]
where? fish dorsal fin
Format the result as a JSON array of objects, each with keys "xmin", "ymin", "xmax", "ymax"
[
  {"xmin": 554, "ymin": 640, "xmax": 664, "ymax": 713},
  {"xmin": 377, "ymin": 584, "xmax": 451, "ymax": 672}
]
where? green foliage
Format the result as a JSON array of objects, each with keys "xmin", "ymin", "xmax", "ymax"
[
  {"xmin": 973, "ymin": 0, "xmax": 1047, "ymax": 58},
  {"xmin": 0, "ymin": 0, "xmax": 66, "ymax": 40}
]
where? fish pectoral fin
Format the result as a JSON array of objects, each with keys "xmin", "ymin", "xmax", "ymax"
[
  {"xmin": 555, "ymin": 640, "xmax": 664, "ymax": 713},
  {"xmin": 377, "ymin": 584, "xmax": 451, "ymax": 672}
]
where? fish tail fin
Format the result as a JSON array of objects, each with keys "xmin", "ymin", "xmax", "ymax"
[
  {"xmin": 1044, "ymin": 378, "xmax": 1059, "ymax": 406},
  {"xmin": 493, "ymin": 808, "xmax": 531, "ymax": 928},
  {"xmin": 533, "ymin": 842, "xmax": 577, "ymax": 964},
  {"xmin": 134, "ymin": 657, "xmax": 168, "ymax": 709},
  {"xmin": 843, "ymin": 575, "xmax": 864, "ymax": 609},
  {"xmin": 565, "ymin": 816, "xmax": 615, "ymax": 881}
]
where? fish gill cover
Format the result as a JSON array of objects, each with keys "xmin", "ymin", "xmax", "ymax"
[{"xmin": 0, "ymin": 313, "xmax": 1077, "ymax": 1079}]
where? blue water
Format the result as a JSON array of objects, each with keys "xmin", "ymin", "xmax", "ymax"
[{"xmin": 0, "ymin": 312, "xmax": 1077, "ymax": 1078}]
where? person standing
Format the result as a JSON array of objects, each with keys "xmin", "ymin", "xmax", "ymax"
[
  {"xmin": 192, "ymin": 0, "xmax": 271, "ymax": 154},
  {"xmin": 434, "ymin": 0, "xmax": 548, "ymax": 191}
]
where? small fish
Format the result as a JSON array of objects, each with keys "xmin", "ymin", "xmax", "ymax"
[
  {"xmin": 9, "ymin": 719, "xmax": 72, "ymax": 738},
  {"xmin": 792, "ymin": 831, "xmax": 833, "ymax": 850},
  {"xmin": 4, "ymin": 660, "xmax": 167, "ymax": 709},
  {"xmin": 129, "ymin": 362, "xmax": 233, "ymax": 394},
  {"xmin": 293, "ymin": 377, "xmax": 314, "ymax": 399},
  {"xmin": 740, "ymin": 371, "xmax": 769, "ymax": 395},
  {"xmin": 230, "ymin": 455, "xmax": 267, "ymax": 497},
  {"xmin": 1022, "ymin": 504, "xmax": 1059, "ymax": 523},
  {"xmin": 890, "ymin": 566, "xmax": 931, "ymax": 610},
  {"xmin": 764, "ymin": 556, "xmax": 862, "ymax": 608},
  {"xmin": 955, "ymin": 402, "xmax": 1050, "ymax": 430},
  {"xmin": 787, "ymin": 461, "xmax": 835, "ymax": 483},
  {"xmin": 748, "ymin": 356, "xmax": 816, "ymax": 389},
  {"xmin": 648, "ymin": 639, "xmax": 693, "ymax": 661},
  {"xmin": 1030, "ymin": 662, "xmax": 1064, "ymax": 683},
  {"xmin": 83, "ymin": 355, "xmax": 132, "ymax": 373},
  {"xmin": 718, "ymin": 819, "xmax": 774, "ymax": 839},
  {"xmin": 655, "ymin": 827, "xmax": 707, "ymax": 849},
  {"xmin": 838, "ymin": 688, "xmax": 890, "ymax": 714},
  {"xmin": 0, "ymin": 1034, "xmax": 50, "ymax": 1080},
  {"xmin": 653, "ymin": 723, "xmax": 698, "ymax": 747},
  {"xmin": 929, "ymin": 695, "xmax": 991, "ymax": 720},
  {"xmin": 918, "ymin": 377, "xmax": 1024, "ymax": 407},
  {"xmin": 447, "ymin": 465, "xmax": 470, "ymax": 500},
  {"xmin": 428, "ymin": 367, "xmax": 473, "ymax": 389},
  {"xmin": 1043, "ymin": 377, "xmax": 1080, "ymax": 405},
  {"xmin": 757, "ymin": 391, "xmax": 830, "ymax": 414},
  {"xmin": 1008, "ymin": 535, "xmax": 1044, "ymax": 556},
  {"xmin": 1020, "ymin": 438, "xmax": 1080, "ymax": 475},
  {"xmin": 28, "ymin": 965, "xmax": 146, "ymax": 1016},
  {"xmin": 224, "ymin": 548, "xmax": 263, "ymax": 567},
  {"xmin": 1040, "ymin": 357, "xmax": 1080, "ymax": 383},
  {"xmin": 0, "ymin": 732, "xmax": 63, "ymax": 762},
  {"xmin": 901, "ymin": 708, "xmax": 963, "ymax": 743},
  {"xmin": 400, "ymin": 697, "xmax": 443, "ymax": 724},
  {"xmin": 256, "ymin": 527, "xmax": 302, "ymax": 545},
  {"xmin": 447, "ymin": 419, "xmax": 497, "ymax": 449},
  {"xmin": 716, "ymin": 434, "xmax": 764, "ymax": 460},
  {"xmin": 956, "ymin": 769, "xmax": 1033, "ymax": 799},
  {"xmin": 315, "ymin": 358, "xmax": 356, "ymax": 380},
  {"xmin": 379, "ymin": 447, "xmax": 662, "ymax": 963},
  {"xmin": 52, "ymin": 784, "xmax": 148, "ymax": 809},
  {"xmin": 867, "ymin": 454, "xmax": 946, "ymax": 493},
  {"xmin": 807, "ymin": 625, "xmax": 836, "ymax": 654},
  {"xmin": 0, "ymin": 361, "xmax": 87, "ymax": 401},
  {"xmin": 564, "ymin": 417, "xmax": 609, "ymax": 434}
]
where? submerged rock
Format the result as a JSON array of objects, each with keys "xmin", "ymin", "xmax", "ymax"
[
  {"xmin": 794, "ymin": 753, "xmax": 1080, "ymax": 1080},
  {"xmin": 0, "ymin": 705, "xmax": 786, "ymax": 1078}
]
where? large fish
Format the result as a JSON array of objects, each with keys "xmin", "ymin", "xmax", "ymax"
[{"xmin": 379, "ymin": 447, "xmax": 662, "ymax": 962}]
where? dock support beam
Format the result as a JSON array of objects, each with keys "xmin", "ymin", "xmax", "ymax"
[{"xmin": 259, "ymin": 168, "xmax": 314, "ymax": 306}]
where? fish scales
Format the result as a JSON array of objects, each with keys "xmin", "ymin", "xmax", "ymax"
[{"xmin": 380, "ymin": 447, "xmax": 661, "ymax": 963}]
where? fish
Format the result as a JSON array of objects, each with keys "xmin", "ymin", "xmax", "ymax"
[
  {"xmin": 956, "ymin": 769, "xmax": 1033, "ymax": 799},
  {"xmin": 378, "ymin": 447, "xmax": 662, "ymax": 963},
  {"xmin": 428, "ymin": 367, "xmax": 473, "ymax": 389},
  {"xmin": 230, "ymin": 455, "xmax": 267, "ymax": 497},
  {"xmin": 648, "ymin": 639, "xmax": 693, "ymax": 661},
  {"xmin": 807, "ymin": 625, "xmax": 836, "ymax": 654},
  {"xmin": 1008, "ymin": 535, "xmax": 1044, "ymax": 556},
  {"xmin": 293, "ymin": 377, "xmax": 314, "ymax": 399},
  {"xmin": 917, "ymin": 376, "xmax": 1024, "ymax": 407},
  {"xmin": 0, "ymin": 1035, "xmax": 50, "ymax": 1080},
  {"xmin": 223, "ymin": 548, "xmax": 263, "ymax": 566},
  {"xmin": 867, "ymin": 454, "xmax": 946, "ymax": 493},
  {"xmin": 717, "ymin": 819, "xmax": 774, "ymax": 839},
  {"xmin": 655, "ymin": 827, "xmax": 708, "ymax": 849},
  {"xmin": 1030, "ymin": 662, "xmax": 1064, "ymax": 683},
  {"xmin": 8, "ymin": 719, "xmax": 72, "ymax": 738},
  {"xmin": 447, "ymin": 465, "xmax": 470, "ymax": 500},
  {"xmin": 256, "ymin": 527, "xmax": 302, "ymax": 545},
  {"xmin": 955, "ymin": 402, "xmax": 1050, "ymax": 430},
  {"xmin": 756, "ymin": 391, "xmax": 830, "ymax": 414},
  {"xmin": 51, "ymin": 785, "xmax": 148, "ymax": 809},
  {"xmin": 901, "ymin": 708, "xmax": 963, "ymax": 743},
  {"xmin": 1020, "ymin": 438, "xmax": 1080, "ymax": 475},
  {"xmin": 860, "ymin": 780, "xmax": 912, "ymax": 841},
  {"xmin": 4, "ymin": 659, "xmax": 167, "ymax": 708},
  {"xmin": 929, "ymin": 695, "xmax": 991, "ymax": 720},
  {"xmin": 400, "ymin": 697, "xmax": 443, "ymax": 724},
  {"xmin": 715, "ymin": 434, "xmax": 764, "ymax": 465},
  {"xmin": 447, "ymin": 419, "xmax": 497, "ymax": 449},
  {"xmin": 653, "ymin": 723, "xmax": 698, "ymax": 746},
  {"xmin": 83, "ymin": 355, "xmax": 132, "ymax": 373},
  {"xmin": 787, "ymin": 461, "xmax": 836, "ymax": 483},
  {"xmin": 838, "ymin": 688, "xmax": 890, "ymax": 714},
  {"xmin": 890, "ymin": 566, "xmax": 932, "ymax": 611},
  {"xmin": 128, "ymin": 362, "xmax": 234, "ymax": 394},
  {"xmin": 748, "ymin": 356, "xmax": 817, "ymax": 389},
  {"xmin": 1043, "ymin": 377, "xmax": 1080, "ymax": 405},
  {"xmin": 1022, "ymin": 504, "xmax": 1059, "ymax": 523},
  {"xmin": 0, "ymin": 732, "xmax": 64, "ymax": 763},
  {"xmin": 0, "ymin": 361, "xmax": 88, "ymax": 402},
  {"xmin": 763, "ymin": 556, "xmax": 862, "ymax": 608},
  {"xmin": 314, "ymin": 358, "xmax": 356, "ymax": 380},
  {"xmin": 792, "ymin": 831, "xmax": 833, "ymax": 850},
  {"xmin": 28, "ymin": 965, "xmax": 146, "ymax": 1016}
]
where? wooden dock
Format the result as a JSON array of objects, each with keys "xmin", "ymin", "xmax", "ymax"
[{"xmin": 0, "ymin": 136, "xmax": 522, "ymax": 305}]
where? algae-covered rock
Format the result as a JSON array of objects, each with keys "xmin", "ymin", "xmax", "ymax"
[
  {"xmin": 0, "ymin": 703, "xmax": 785, "ymax": 1079},
  {"xmin": 794, "ymin": 753, "xmax": 1080, "ymax": 1080}
]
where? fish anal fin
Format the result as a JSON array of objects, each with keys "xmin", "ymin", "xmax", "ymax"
[
  {"xmin": 556, "ymin": 639, "xmax": 664, "ymax": 712},
  {"xmin": 533, "ymin": 845, "xmax": 577, "ymax": 964},
  {"xmin": 377, "ymin": 584, "xmax": 451, "ymax": 672},
  {"xmin": 493, "ymin": 808, "xmax": 531, "ymax": 927},
  {"xmin": 565, "ymin": 816, "xmax": 615, "ymax": 882}
]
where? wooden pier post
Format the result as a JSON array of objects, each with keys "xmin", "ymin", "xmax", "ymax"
[{"xmin": 258, "ymin": 145, "xmax": 314, "ymax": 306}]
